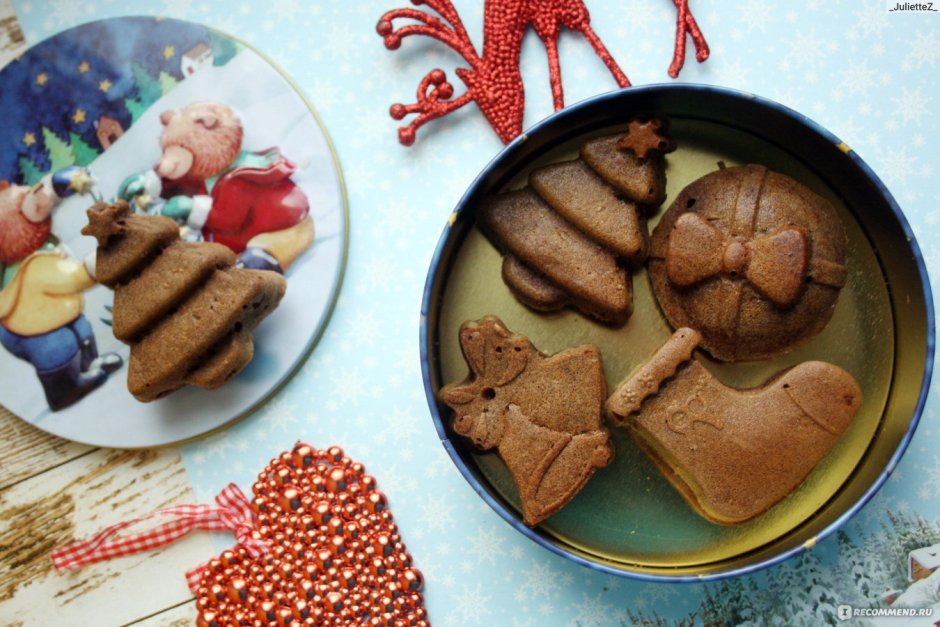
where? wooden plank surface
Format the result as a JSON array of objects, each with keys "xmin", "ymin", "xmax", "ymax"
[
  {"xmin": 0, "ymin": 407, "xmax": 94, "ymax": 491},
  {"xmin": 129, "ymin": 600, "xmax": 197, "ymax": 626},
  {"xmin": 0, "ymin": 446, "xmax": 213, "ymax": 626}
]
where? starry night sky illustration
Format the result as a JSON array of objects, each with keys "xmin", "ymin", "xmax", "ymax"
[{"xmin": 0, "ymin": 16, "xmax": 232, "ymax": 184}]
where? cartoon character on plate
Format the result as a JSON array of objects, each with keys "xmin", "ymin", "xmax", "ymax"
[
  {"xmin": 119, "ymin": 101, "xmax": 314, "ymax": 274},
  {"xmin": 0, "ymin": 168, "xmax": 123, "ymax": 411}
]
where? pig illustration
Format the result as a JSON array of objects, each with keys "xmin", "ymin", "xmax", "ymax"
[{"xmin": 0, "ymin": 171, "xmax": 122, "ymax": 411}]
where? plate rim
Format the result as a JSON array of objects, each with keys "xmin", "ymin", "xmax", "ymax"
[
  {"xmin": 0, "ymin": 15, "xmax": 350, "ymax": 449},
  {"xmin": 418, "ymin": 83, "xmax": 935, "ymax": 582}
]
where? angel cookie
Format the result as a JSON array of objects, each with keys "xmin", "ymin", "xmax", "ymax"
[{"xmin": 440, "ymin": 316, "xmax": 613, "ymax": 526}]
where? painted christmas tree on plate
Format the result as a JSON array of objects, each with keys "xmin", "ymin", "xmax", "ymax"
[{"xmin": 0, "ymin": 16, "xmax": 240, "ymax": 186}]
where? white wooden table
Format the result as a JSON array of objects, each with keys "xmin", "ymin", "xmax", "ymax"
[{"xmin": 0, "ymin": 405, "xmax": 215, "ymax": 626}]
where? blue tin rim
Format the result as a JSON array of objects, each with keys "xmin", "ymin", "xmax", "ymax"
[{"xmin": 418, "ymin": 83, "xmax": 935, "ymax": 583}]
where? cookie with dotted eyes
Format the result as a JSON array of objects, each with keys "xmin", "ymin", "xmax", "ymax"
[
  {"xmin": 648, "ymin": 164, "xmax": 848, "ymax": 362},
  {"xmin": 439, "ymin": 316, "xmax": 613, "ymax": 526}
]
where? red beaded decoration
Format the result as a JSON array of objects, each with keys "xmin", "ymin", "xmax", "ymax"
[
  {"xmin": 668, "ymin": 0, "xmax": 711, "ymax": 79},
  {"xmin": 376, "ymin": 0, "xmax": 710, "ymax": 146},
  {"xmin": 194, "ymin": 443, "xmax": 427, "ymax": 627}
]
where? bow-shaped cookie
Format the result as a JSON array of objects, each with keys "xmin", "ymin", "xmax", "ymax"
[{"xmin": 665, "ymin": 212, "xmax": 845, "ymax": 307}]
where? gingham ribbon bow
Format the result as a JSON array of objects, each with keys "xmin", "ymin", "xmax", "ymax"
[{"xmin": 51, "ymin": 483, "xmax": 268, "ymax": 592}]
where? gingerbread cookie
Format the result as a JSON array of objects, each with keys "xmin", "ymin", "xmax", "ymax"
[
  {"xmin": 606, "ymin": 328, "xmax": 862, "ymax": 525},
  {"xmin": 440, "ymin": 316, "xmax": 613, "ymax": 526},
  {"xmin": 499, "ymin": 254, "xmax": 571, "ymax": 315},
  {"xmin": 649, "ymin": 164, "xmax": 848, "ymax": 361},
  {"xmin": 478, "ymin": 120, "xmax": 673, "ymax": 325},
  {"xmin": 479, "ymin": 190, "xmax": 632, "ymax": 324},
  {"xmin": 529, "ymin": 160, "xmax": 647, "ymax": 260},
  {"xmin": 580, "ymin": 122, "xmax": 672, "ymax": 207},
  {"xmin": 83, "ymin": 201, "xmax": 286, "ymax": 401}
]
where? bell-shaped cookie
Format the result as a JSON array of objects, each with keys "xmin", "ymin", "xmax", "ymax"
[
  {"xmin": 649, "ymin": 164, "xmax": 848, "ymax": 361},
  {"xmin": 440, "ymin": 316, "xmax": 613, "ymax": 526}
]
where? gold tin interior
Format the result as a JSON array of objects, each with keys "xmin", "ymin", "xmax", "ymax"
[{"xmin": 425, "ymin": 96, "xmax": 931, "ymax": 577}]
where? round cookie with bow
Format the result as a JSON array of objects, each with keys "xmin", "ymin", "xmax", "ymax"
[{"xmin": 649, "ymin": 164, "xmax": 848, "ymax": 362}]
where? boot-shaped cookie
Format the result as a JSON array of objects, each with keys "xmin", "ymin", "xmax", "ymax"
[
  {"xmin": 440, "ymin": 316, "xmax": 613, "ymax": 526},
  {"xmin": 606, "ymin": 328, "xmax": 862, "ymax": 525}
]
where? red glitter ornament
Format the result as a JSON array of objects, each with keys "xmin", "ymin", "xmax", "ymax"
[
  {"xmin": 193, "ymin": 443, "xmax": 427, "ymax": 627},
  {"xmin": 52, "ymin": 443, "xmax": 427, "ymax": 627},
  {"xmin": 377, "ymin": 0, "xmax": 710, "ymax": 146},
  {"xmin": 668, "ymin": 0, "xmax": 711, "ymax": 79}
]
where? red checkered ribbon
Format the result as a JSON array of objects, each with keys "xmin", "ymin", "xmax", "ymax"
[{"xmin": 51, "ymin": 483, "xmax": 268, "ymax": 592}]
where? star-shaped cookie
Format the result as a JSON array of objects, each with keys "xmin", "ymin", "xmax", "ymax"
[
  {"xmin": 617, "ymin": 117, "xmax": 676, "ymax": 161},
  {"xmin": 81, "ymin": 200, "xmax": 129, "ymax": 246}
]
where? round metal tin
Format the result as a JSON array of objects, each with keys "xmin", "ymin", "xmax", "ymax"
[{"xmin": 420, "ymin": 85, "xmax": 934, "ymax": 581}]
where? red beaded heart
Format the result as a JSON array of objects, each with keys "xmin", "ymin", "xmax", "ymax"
[{"xmin": 193, "ymin": 443, "xmax": 427, "ymax": 627}]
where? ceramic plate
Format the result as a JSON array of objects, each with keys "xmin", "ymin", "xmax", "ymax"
[
  {"xmin": 0, "ymin": 17, "xmax": 347, "ymax": 447},
  {"xmin": 420, "ymin": 85, "xmax": 933, "ymax": 580}
]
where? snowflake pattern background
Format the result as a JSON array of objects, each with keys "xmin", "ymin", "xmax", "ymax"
[{"xmin": 13, "ymin": 0, "xmax": 940, "ymax": 623}]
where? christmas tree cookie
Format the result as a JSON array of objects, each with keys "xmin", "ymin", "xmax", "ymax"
[
  {"xmin": 82, "ymin": 201, "xmax": 286, "ymax": 401},
  {"xmin": 440, "ymin": 316, "xmax": 613, "ymax": 526},
  {"xmin": 478, "ymin": 117, "xmax": 674, "ymax": 325}
]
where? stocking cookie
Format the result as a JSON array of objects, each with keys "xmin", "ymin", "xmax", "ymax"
[
  {"xmin": 606, "ymin": 328, "xmax": 862, "ymax": 525},
  {"xmin": 440, "ymin": 316, "xmax": 613, "ymax": 526}
]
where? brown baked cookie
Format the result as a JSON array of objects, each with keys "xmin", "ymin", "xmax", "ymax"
[
  {"xmin": 615, "ymin": 117, "xmax": 676, "ymax": 163},
  {"xmin": 500, "ymin": 255, "xmax": 568, "ymax": 313},
  {"xmin": 440, "ymin": 316, "xmax": 613, "ymax": 526},
  {"xmin": 580, "ymin": 131, "xmax": 668, "ymax": 207},
  {"xmin": 606, "ymin": 328, "xmax": 862, "ymax": 525},
  {"xmin": 478, "ymin": 119, "xmax": 674, "ymax": 325},
  {"xmin": 83, "ymin": 201, "xmax": 286, "ymax": 401},
  {"xmin": 649, "ymin": 164, "xmax": 848, "ymax": 362},
  {"xmin": 529, "ymin": 160, "xmax": 647, "ymax": 262},
  {"xmin": 479, "ymin": 190, "xmax": 632, "ymax": 324}
]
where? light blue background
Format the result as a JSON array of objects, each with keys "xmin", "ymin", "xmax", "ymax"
[{"xmin": 14, "ymin": 0, "xmax": 940, "ymax": 623}]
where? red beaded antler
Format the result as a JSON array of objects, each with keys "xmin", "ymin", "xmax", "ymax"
[
  {"xmin": 668, "ymin": 0, "xmax": 710, "ymax": 78},
  {"xmin": 377, "ymin": 0, "xmax": 710, "ymax": 146}
]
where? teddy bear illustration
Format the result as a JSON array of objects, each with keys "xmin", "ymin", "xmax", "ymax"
[
  {"xmin": 118, "ymin": 101, "xmax": 314, "ymax": 273},
  {"xmin": 0, "ymin": 169, "xmax": 123, "ymax": 411}
]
